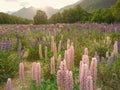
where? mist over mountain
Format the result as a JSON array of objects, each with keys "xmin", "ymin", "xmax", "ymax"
[
  {"xmin": 9, "ymin": 0, "xmax": 117, "ymax": 20},
  {"xmin": 11, "ymin": 6, "xmax": 58, "ymax": 20},
  {"xmin": 60, "ymin": 0, "xmax": 117, "ymax": 12}
]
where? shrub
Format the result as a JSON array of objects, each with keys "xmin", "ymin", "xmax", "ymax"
[{"xmin": 0, "ymin": 51, "xmax": 19, "ymax": 83}]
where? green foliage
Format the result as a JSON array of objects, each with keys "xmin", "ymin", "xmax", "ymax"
[
  {"xmin": 91, "ymin": 8, "xmax": 115, "ymax": 23},
  {"xmin": 0, "ymin": 51, "xmax": 19, "ymax": 83},
  {"xmin": 111, "ymin": 0, "xmax": 120, "ymax": 22},
  {"xmin": 0, "ymin": 12, "xmax": 33, "ymax": 24},
  {"xmin": 49, "ymin": 5, "xmax": 91, "ymax": 24},
  {"xmin": 27, "ymin": 45, "xmax": 39, "ymax": 61},
  {"xmin": 98, "ymin": 55, "xmax": 120, "ymax": 90},
  {"xmin": 95, "ymin": 45, "xmax": 108, "ymax": 57},
  {"xmin": 34, "ymin": 10, "xmax": 47, "ymax": 24}
]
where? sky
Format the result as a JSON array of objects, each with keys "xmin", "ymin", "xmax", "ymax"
[{"xmin": 0, "ymin": 0, "xmax": 80, "ymax": 12}]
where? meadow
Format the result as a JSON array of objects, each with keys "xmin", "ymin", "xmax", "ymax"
[{"xmin": 0, "ymin": 23, "xmax": 120, "ymax": 90}]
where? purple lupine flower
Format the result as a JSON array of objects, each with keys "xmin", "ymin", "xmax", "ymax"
[
  {"xmin": 118, "ymin": 41, "xmax": 120, "ymax": 50},
  {"xmin": 6, "ymin": 78, "xmax": 12, "ymax": 90}
]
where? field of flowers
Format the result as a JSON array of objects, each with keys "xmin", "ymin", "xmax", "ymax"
[{"xmin": 0, "ymin": 23, "xmax": 120, "ymax": 90}]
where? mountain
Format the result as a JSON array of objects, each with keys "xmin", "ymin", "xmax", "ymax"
[
  {"xmin": 12, "ymin": 6, "xmax": 58, "ymax": 20},
  {"xmin": 60, "ymin": 0, "xmax": 117, "ymax": 12},
  {"xmin": 41, "ymin": 7, "xmax": 58, "ymax": 18}
]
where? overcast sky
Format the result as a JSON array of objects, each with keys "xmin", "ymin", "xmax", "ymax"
[{"xmin": 0, "ymin": 0, "xmax": 80, "ymax": 12}]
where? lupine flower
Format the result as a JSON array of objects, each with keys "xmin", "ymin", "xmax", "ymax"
[
  {"xmin": 50, "ymin": 56, "xmax": 55, "ymax": 74},
  {"xmin": 35, "ymin": 63, "xmax": 41, "ymax": 85},
  {"xmin": 86, "ymin": 75, "xmax": 93, "ymax": 90},
  {"xmin": 39, "ymin": 44, "xmax": 43, "ymax": 59},
  {"xmin": 32, "ymin": 62, "xmax": 37, "ymax": 80},
  {"xmin": 58, "ymin": 40, "xmax": 62, "ymax": 53},
  {"xmin": 90, "ymin": 58, "xmax": 97, "ymax": 89},
  {"xmin": 80, "ymin": 64, "xmax": 89, "ymax": 90},
  {"xmin": 113, "ymin": 41, "xmax": 118, "ymax": 57},
  {"xmin": 45, "ymin": 46, "xmax": 48, "ymax": 60},
  {"xmin": 64, "ymin": 44, "xmax": 74, "ymax": 70},
  {"xmin": 84, "ymin": 48, "xmax": 88, "ymax": 55},
  {"xmin": 51, "ymin": 36, "xmax": 55, "ymax": 52},
  {"xmin": 6, "ymin": 78, "xmax": 12, "ymax": 90},
  {"xmin": 57, "ymin": 60, "xmax": 67, "ymax": 90},
  {"xmin": 19, "ymin": 62, "xmax": 24, "ymax": 84},
  {"xmin": 106, "ymin": 36, "xmax": 111, "ymax": 46},
  {"xmin": 53, "ymin": 43, "xmax": 57, "ymax": 59},
  {"xmin": 82, "ymin": 55, "xmax": 89, "ymax": 66},
  {"xmin": 65, "ymin": 71, "xmax": 73, "ymax": 90},
  {"xmin": 101, "ymin": 57, "xmax": 105, "ymax": 63},
  {"xmin": 70, "ymin": 45, "xmax": 74, "ymax": 69},
  {"xmin": 57, "ymin": 54, "xmax": 61, "ymax": 68},
  {"xmin": 94, "ymin": 51, "xmax": 100, "ymax": 63}
]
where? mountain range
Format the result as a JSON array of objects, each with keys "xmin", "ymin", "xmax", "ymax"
[{"xmin": 8, "ymin": 0, "xmax": 117, "ymax": 20}]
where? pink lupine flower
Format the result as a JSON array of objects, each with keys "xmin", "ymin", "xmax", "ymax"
[
  {"xmin": 57, "ymin": 54, "xmax": 61, "ymax": 68},
  {"xmin": 80, "ymin": 64, "xmax": 88, "ymax": 90},
  {"xmin": 32, "ymin": 62, "xmax": 37, "ymax": 80},
  {"xmin": 70, "ymin": 45, "xmax": 74, "ymax": 69},
  {"xmin": 82, "ymin": 55, "xmax": 89, "ymax": 66},
  {"xmin": 64, "ymin": 50, "xmax": 68, "ymax": 69},
  {"xmin": 90, "ymin": 58, "xmax": 97, "ymax": 89},
  {"xmin": 50, "ymin": 56, "xmax": 55, "ymax": 74},
  {"xmin": 6, "ymin": 78, "xmax": 12, "ymax": 90},
  {"xmin": 57, "ymin": 70, "xmax": 63, "ymax": 89},
  {"xmin": 67, "ymin": 48, "xmax": 71, "ymax": 69},
  {"xmin": 79, "ymin": 61, "xmax": 83, "ymax": 79},
  {"xmin": 84, "ymin": 48, "xmax": 88, "ymax": 55},
  {"xmin": 19, "ymin": 62, "xmax": 24, "ymax": 83},
  {"xmin": 86, "ymin": 75, "xmax": 93, "ymax": 90},
  {"xmin": 35, "ymin": 63, "xmax": 41, "ymax": 85},
  {"xmin": 64, "ymin": 44, "xmax": 74, "ymax": 70},
  {"xmin": 65, "ymin": 71, "xmax": 73, "ymax": 90},
  {"xmin": 57, "ymin": 60, "xmax": 67, "ymax": 90}
]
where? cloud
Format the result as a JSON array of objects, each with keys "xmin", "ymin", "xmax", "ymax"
[
  {"xmin": 5, "ymin": 0, "xmax": 18, "ymax": 2},
  {"xmin": 0, "ymin": 0, "xmax": 80, "ymax": 12},
  {"xmin": 20, "ymin": 2, "xmax": 29, "ymax": 7}
]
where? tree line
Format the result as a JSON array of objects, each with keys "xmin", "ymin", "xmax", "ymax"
[
  {"xmin": 0, "ymin": 0, "xmax": 119, "ymax": 24},
  {"xmin": 0, "ymin": 12, "xmax": 33, "ymax": 24},
  {"xmin": 34, "ymin": 0, "xmax": 120, "ymax": 24}
]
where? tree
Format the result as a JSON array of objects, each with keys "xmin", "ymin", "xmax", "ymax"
[{"xmin": 34, "ymin": 10, "xmax": 47, "ymax": 24}]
